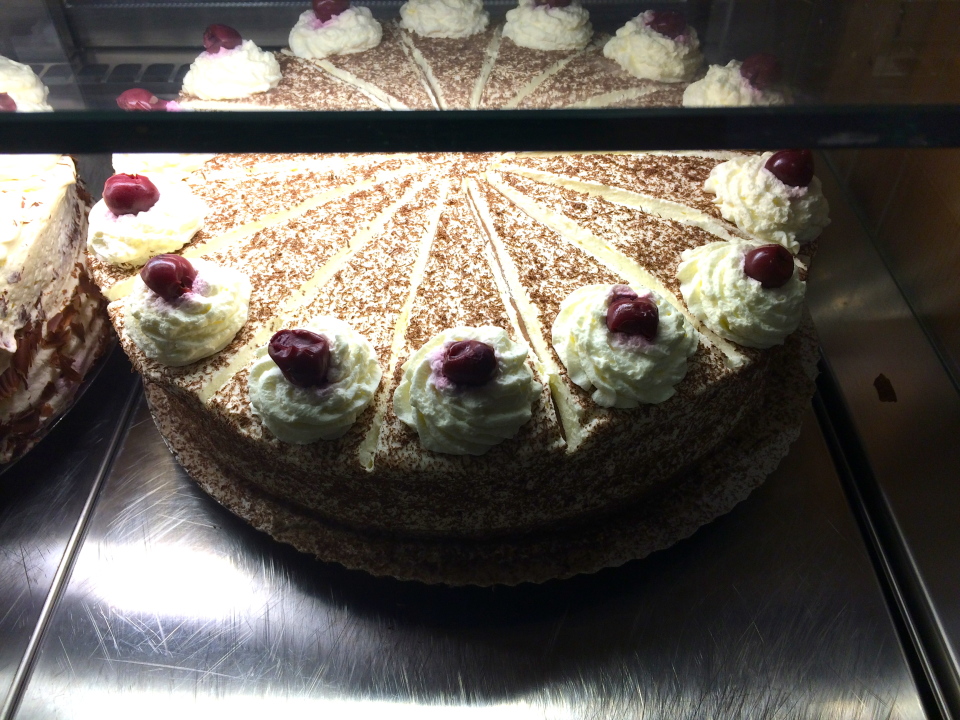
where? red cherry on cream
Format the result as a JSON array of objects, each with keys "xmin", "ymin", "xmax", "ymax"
[
  {"xmin": 203, "ymin": 24, "xmax": 243, "ymax": 53},
  {"xmin": 140, "ymin": 254, "xmax": 198, "ymax": 301},
  {"xmin": 116, "ymin": 88, "xmax": 168, "ymax": 111},
  {"xmin": 646, "ymin": 10, "xmax": 687, "ymax": 40},
  {"xmin": 313, "ymin": 0, "xmax": 350, "ymax": 22},
  {"xmin": 269, "ymin": 329, "xmax": 331, "ymax": 388},
  {"xmin": 740, "ymin": 53, "xmax": 782, "ymax": 90},
  {"xmin": 0, "ymin": 93, "xmax": 17, "ymax": 112},
  {"xmin": 103, "ymin": 174, "xmax": 160, "ymax": 216},
  {"xmin": 606, "ymin": 297, "xmax": 659, "ymax": 340},
  {"xmin": 744, "ymin": 244, "xmax": 795, "ymax": 289},
  {"xmin": 764, "ymin": 149, "xmax": 814, "ymax": 188},
  {"xmin": 442, "ymin": 340, "xmax": 498, "ymax": 386}
]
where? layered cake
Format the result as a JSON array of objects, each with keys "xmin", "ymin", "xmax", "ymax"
[
  {"xmin": 89, "ymin": 149, "xmax": 826, "ymax": 584},
  {"xmin": 167, "ymin": 6, "xmax": 723, "ymax": 111},
  {"xmin": 0, "ymin": 155, "xmax": 111, "ymax": 464}
]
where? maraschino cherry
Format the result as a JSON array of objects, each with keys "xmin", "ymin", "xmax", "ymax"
[
  {"xmin": 269, "ymin": 329, "xmax": 331, "ymax": 387},
  {"xmin": 313, "ymin": 0, "xmax": 350, "ymax": 22},
  {"xmin": 203, "ymin": 24, "xmax": 243, "ymax": 53},
  {"xmin": 646, "ymin": 10, "xmax": 687, "ymax": 40},
  {"xmin": 442, "ymin": 340, "xmax": 497, "ymax": 386},
  {"xmin": 740, "ymin": 53, "xmax": 782, "ymax": 90},
  {"xmin": 744, "ymin": 244, "xmax": 794, "ymax": 289},
  {"xmin": 103, "ymin": 174, "xmax": 160, "ymax": 216},
  {"xmin": 606, "ymin": 294, "xmax": 659, "ymax": 340},
  {"xmin": 141, "ymin": 254, "xmax": 198, "ymax": 301},
  {"xmin": 116, "ymin": 88, "xmax": 168, "ymax": 111},
  {"xmin": 764, "ymin": 149, "xmax": 814, "ymax": 187},
  {"xmin": 0, "ymin": 93, "xmax": 17, "ymax": 112},
  {"xmin": 534, "ymin": 0, "xmax": 573, "ymax": 8}
]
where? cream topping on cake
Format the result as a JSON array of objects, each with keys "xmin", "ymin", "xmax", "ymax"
[
  {"xmin": 602, "ymin": 11, "xmax": 702, "ymax": 83},
  {"xmin": 553, "ymin": 283, "xmax": 698, "ymax": 407},
  {"xmin": 704, "ymin": 152, "xmax": 830, "ymax": 252},
  {"xmin": 678, "ymin": 240, "xmax": 804, "ymax": 349},
  {"xmin": 181, "ymin": 40, "xmax": 282, "ymax": 100},
  {"xmin": 682, "ymin": 60, "xmax": 788, "ymax": 107},
  {"xmin": 503, "ymin": 0, "xmax": 592, "ymax": 51},
  {"xmin": 0, "ymin": 155, "xmax": 62, "ymax": 185},
  {"xmin": 394, "ymin": 325, "xmax": 542, "ymax": 455},
  {"xmin": 400, "ymin": 0, "xmax": 489, "ymax": 38},
  {"xmin": 289, "ymin": 8, "xmax": 383, "ymax": 59},
  {"xmin": 88, "ymin": 182, "xmax": 207, "ymax": 266},
  {"xmin": 123, "ymin": 258, "xmax": 250, "ymax": 366},
  {"xmin": 249, "ymin": 316, "xmax": 382, "ymax": 444},
  {"xmin": 112, "ymin": 154, "xmax": 216, "ymax": 180},
  {"xmin": 0, "ymin": 56, "xmax": 52, "ymax": 112}
]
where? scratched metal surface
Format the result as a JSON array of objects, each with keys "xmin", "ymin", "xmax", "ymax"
[
  {"xmin": 0, "ymin": 348, "xmax": 137, "ymax": 711},
  {"xmin": 14, "ymin": 398, "xmax": 926, "ymax": 720}
]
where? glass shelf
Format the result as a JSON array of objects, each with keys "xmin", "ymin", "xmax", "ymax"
[{"xmin": 1, "ymin": 0, "xmax": 959, "ymax": 151}]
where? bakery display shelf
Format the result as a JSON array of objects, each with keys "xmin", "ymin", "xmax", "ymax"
[{"xmin": 0, "ymin": 390, "xmax": 931, "ymax": 720}]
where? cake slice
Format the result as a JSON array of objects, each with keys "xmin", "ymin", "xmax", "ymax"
[
  {"xmin": 398, "ymin": 26, "xmax": 499, "ymax": 109},
  {"xmin": 311, "ymin": 24, "xmax": 438, "ymax": 109},
  {"xmin": 0, "ymin": 156, "xmax": 110, "ymax": 463},
  {"xmin": 477, "ymin": 35, "xmax": 584, "ymax": 109},
  {"xmin": 517, "ymin": 40, "xmax": 687, "ymax": 109}
]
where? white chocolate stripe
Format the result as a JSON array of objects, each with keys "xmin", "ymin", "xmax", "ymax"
[
  {"xmin": 198, "ymin": 176, "xmax": 433, "ymax": 405},
  {"xmin": 493, "ymin": 164, "xmax": 749, "ymax": 243},
  {"xmin": 470, "ymin": 28, "xmax": 502, "ymax": 109},
  {"xmin": 102, "ymin": 166, "xmax": 418, "ymax": 303},
  {"xmin": 501, "ymin": 45, "xmax": 583, "ymax": 110},
  {"xmin": 466, "ymin": 179, "xmax": 586, "ymax": 450},
  {"xmin": 313, "ymin": 59, "xmax": 405, "ymax": 110},
  {"xmin": 358, "ymin": 180, "xmax": 451, "ymax": 469},
  {"xmin": 483, "ymin": 170, "xmax": 746, "ymax": 367},
  {"xmin": 564, "ymin": 84, "xmax": 660, "ymax": 109},
  {"xmin": 196, "ymin": 153, "xmax": 404, "ymax": 182}
]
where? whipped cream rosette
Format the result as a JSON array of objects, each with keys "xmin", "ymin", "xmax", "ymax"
[
  {"xmin": 0, "ymin": 55, "xmax": 53, "ymax": 112},
  {"xmin": 400, "ymin": 0, "xmax": 489, "ymax": 38},
  {"xmin": 553, "ymin": 284, "xmax": 698, "ymax": 407},
  {"xmin": 88, "ymin": 176, "xmax": 207, "ymax": 267},
  {"xmin": 704, "ymin": 151, "xmax": 830, "ymax": 252},
  {"xmin": 603, "ymin": 11, "xmax": 702, "ymax": 83},
  {"xmin": 249, "ymin": 317, "xmax": 382, "ymax": 444},
  {"xmin": 290, "ymin": 7, "xmax": 382, "ymax": 59},
  {"xmin": 394, "ymin": 326, "xmax": 541, "ymax": 455},
  {"xmin": 678, "ymin": 240, "xmax": 804, "ymax": 349},
  {"xmin": 503, "ymin": 0, "xmax": 592, "ymax": 51},
  {"xmin": 181, "ymin": 28, "xmax": 281, "ymax": 101},
  {"xmin": 682, "ymin": 59, "xmax": 788, "ymax": 107},
  {"xmin": 123, "ymin": 256, "xmax": 250, "ymax": 366}
]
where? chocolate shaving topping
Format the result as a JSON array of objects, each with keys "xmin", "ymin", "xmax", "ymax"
[
  {"xmin": 39, "ymin": 381, "xmax": 58, "ymax": 403},
  {"xmin": 40, "ymin": 403, "xmax": 54, "ymax": 418},
  {"xmin": 6, "ymin": 408, "xmax": 42, "ymax": 436},
  {"xmin": 11, "ymin": 321, "xmax": 40, "ymax": 381},
  {"xmin": 0, "ymin": 367, "xmax": 24, "ymax": 401},
  {"xmin": 71, "ymin": 320, "xmax": 86, "ymax": 343}
]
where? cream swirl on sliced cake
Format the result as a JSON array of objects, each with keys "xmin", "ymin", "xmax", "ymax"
[
  {"xmin": 0, "ymin": 56, "xmax": 52, "ymax": 112},
  {"xmin": 249, "ymin": 317, "xmax": 382, "ymax": 444},
  {"xmin": 88, "ymin": 174, "xmax": 207, "ymax": 267},
  {"xmin": 704, "ymin": 150, "xmax": 830, "ymax": 252},
  {"xmin": 503, "ymin": 0, "xmax": 592, "ymax": 51},
  {"xmin": 400, "ymin": 0, "xmax": 489, "ymax": 38},
  {"xmin": 678, "ymin": 240, "xmax": 804, "ymax": 349},
  {"xmin": 603, "ymin": 10, "xmax": 702, "ymax": 83},
  {"xmin": 553, "ymin": 284, "xmax": 698, "ymax": 407},
  {"xmin": 289, "ymin": 3, "xmax": 382, "ymax": 59},
  {"xmin": 394, "ymin": 326, "xmax": 541, "ymax": 455},
  {"xmin": 181, "ymin": 25, "xmax": 281, "ymax": 100},
  {"xmin": 124, "ymin": 255, "xmax": 250, "ymax": 366},
  {"xmin": 683, "ymin": 55, "xmax": 789, "ymax": 107}
]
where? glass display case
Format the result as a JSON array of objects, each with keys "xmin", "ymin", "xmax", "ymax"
[{"xmin": 1, "ymin": 1, "xmax": 959, "ymax": 719}]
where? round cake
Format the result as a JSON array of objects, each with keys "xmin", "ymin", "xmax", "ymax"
[{"xmin": 87, "ymin": 150, "xmax": 824, "ymax": 584}]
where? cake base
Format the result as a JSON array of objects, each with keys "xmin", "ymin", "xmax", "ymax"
[{"xmin": 145, "ymin": 318, "xmax": 818, "ymax": 587}]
